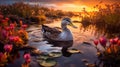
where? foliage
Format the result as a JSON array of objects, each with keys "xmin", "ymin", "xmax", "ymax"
[
  {"xmin": 81, "ymin": 3, "xmax": 120, "ymax": 37},
  {"xmin": 0, "ymin": 16, "xmax": 28, "ymax": 47},
  {"xmin": 93, "ymin": 37, "xmax": 120, "ymax": 67},
  {"xmin": 0, "ymin": 2, "xmax": 75, "ymax": 24},
  {"xmin": 30, "ymin": 15, "xmax": 46, "ymax": 24},
  {"xmin": 0, "ymin": 14, "xmax": 29, "ymax": 66}
]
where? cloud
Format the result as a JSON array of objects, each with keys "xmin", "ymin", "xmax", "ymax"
[
  {"xmin": 0, "ymin": 0, "xmax": 119, "ymax": 12},
  {"xmin": 0, "ymin": 0, "xmax": 119, "ymax": 6}
]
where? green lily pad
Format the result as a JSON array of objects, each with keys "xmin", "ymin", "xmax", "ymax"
[
  {"xmin": 37, "ymin": 59, "xmax": 44, "ymax": 63},
  {"xmin": 37, "ymin": 54, "xmax": 50, "ymax": 60},
  {"xmin": 39, "ymin": 59, "xmax": 57, "ymax": 67},
  {"xmin": 67, "ymin": 48, "xmax": 81, "ymax": 54},
  {"xmin": 49, "ymin": 52, "xmax": 62, "ymax": 58}
]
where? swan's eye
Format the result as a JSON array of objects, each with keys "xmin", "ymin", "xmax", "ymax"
[{"xmin": 66, "ymin": 19, "xmax": 71, "ymax": 23}]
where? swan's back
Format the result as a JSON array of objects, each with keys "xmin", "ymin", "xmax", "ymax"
[{"xmin": 42, "ymin": 24, "xmax": 61, "ymax": 40}]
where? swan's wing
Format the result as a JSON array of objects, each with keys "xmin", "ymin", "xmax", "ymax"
[
  {"xmin": 42, "ymin": 24, "xmax": 61, "ymax": 34},
  {"xmin": 42, "ymin": 24, "xmax": 61, "ymax": 39}
]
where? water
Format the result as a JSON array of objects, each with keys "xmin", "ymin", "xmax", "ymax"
[
  {"xmin": 27, "ymin": 18, "xmax": 98, "ymax": 67},
  {"xmin": 7, "ymin": 17, "xmax": 99, "ymax": 67}
]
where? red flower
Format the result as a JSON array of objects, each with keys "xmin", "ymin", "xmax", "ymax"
[
  {"xmin": 22, "ymin": 24, "xmax": 27, "ymax": 29},
  {"xmin": 99, "ymin": 37, "xmax": 107, "ymax": 47},
  {"xmin": 9, "ymin": 36, "xmax": 15, "ymax": 42},
  {"xmin": 113, "ymin": 37, "xmax": 119, "ymax": 44},
  {"xmin": 4, "ymin": 44, "xmax": 13, "ymax": 53},
  {"xmin": 10, "ymin": 23, "xmax": 15, "ymax": 30},
  {"xmin": 5, "ymin": 17, "xmax": 9, "ymax": 21},
  {"xmin": 26, "ymin": 58, "xmax": 31, "ymax": 63},
  {"xmin": 14, "ymin": 36, "xmax": 19, "ymax": 42},
  {"xmin": 93, "ymin": 40, "xmax": 99, "ymax": 46},
  {"xmin": 1, "ymin": 19, "xmax": 6, "ymax": 23},
  {"xmin": 23, "ymin": 53, "xmax": 31, "ymax": 63},
  {"xmin": 9, "ymin": 36, "xmax": 20, "ymax": 42},
  {"xmin": 5, "ymin": 27, "xmax": 11, "ymax": 31},
  {"xmin": 24, "ymin": 53, "xmax": 30, "ymax": 60},
  {"xmin": 117, "ymin": 40, "xmax": 120, "ymax": 46},
  {"xmin": 2, "ymin": 29, "xmax": 9, "ymax": 38},
  {"xmin": 110, "ymin": 39, "xmax": 114, "ymax": 44},
  {"xmin": 10, "ymin": 23, "xmax": 14, "ymax": 27}
]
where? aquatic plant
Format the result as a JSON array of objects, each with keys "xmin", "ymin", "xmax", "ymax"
[
  {"xmin": 93, "ymin": 37, "xmax": 120, "ymax": 67},
  {"xmin": 0, "ymin": 2, "xmax": 75, "ymax": 24},
  {"xmin": 4, "ymin": 44, "xmax": 13, "ymax": 53},
  {"xmin": 0, "ymin": 14, "xmax": 28, "ymax": 46},
  {"xmin": 23, "ymin": 53, "xmax": 31, "ymax": 63},
  {"xmin": 0, "ymin": 52, "xmax": 7, "ymax": 66},
  {"xmin": 81, "ymin": 3, "xmax": 120, "ymax": 37},
  {"xmin": 0, "ymin": 14, "xmax": 29, "ymax": 66},
  {"xmin": 93, "ymin": 40, "xmax": 99, "ymax": 46}
]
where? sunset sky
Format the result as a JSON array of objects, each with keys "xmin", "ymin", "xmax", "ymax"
[{"xmin": 0, "ymin": 0, "xmax": 120, "ymax": 12}]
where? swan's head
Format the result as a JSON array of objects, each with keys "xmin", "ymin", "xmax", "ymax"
[{"xmin": 61, "ymin": 18, "xmax": 77, "ymax": 28}]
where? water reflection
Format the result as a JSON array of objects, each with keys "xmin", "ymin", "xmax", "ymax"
[
  {"xmin": 46, "ymin": 40, "xmax": 73, "ymax": 57},
  {"xmin": 62, "ymin": 47, "xmax": 72, "ymax": 57},
  {"xmin": 27, "ymin": 17, "xmax": 98, "ymax": 67}
]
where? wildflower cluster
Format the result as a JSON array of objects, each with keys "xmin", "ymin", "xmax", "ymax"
[
  {"xmin": 93, "ymin": 37, "xmax": 120, "ymax": 66},
  {"xmin": 0, "ymin": 14, "xmax": 28, "ymax": 66}
]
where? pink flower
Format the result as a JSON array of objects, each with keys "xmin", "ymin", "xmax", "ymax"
[
  {"xmin": 110, "ymin": 37, "xmax": 119, "ymax": 44},
  {"xmin": 2, "ymin": 29, "xmax": 9, "ymax": 38},
  {"xmin": 1, "ymin": 19, "xmax": 6, "ymax": 23},
  {"xmin": 5, "ymin": 17, "xmax": 9, "ymax": 21},
  {"xmin": 117, "ymin": 40, "xmax": 120, "ymax": 46},
  {"xmin": 10, "ymin": 23, "xmax": 15, "ymax": 27},
  {"xmin": 9, "ymin": 36, "xmax": 15, "ymax": 42},
  {"xmin": 113, "ymin": 37, "xmax": 119, "ymax": 44},
  {"xmin": 4, "ymin": 44, "xmax": 13, "ymax": 53},
  {"xmin": 14, "ymin": 36, "xmax": 19, "ymax": 42},
  {"xmin": 99, "ymin": 37, "xmax": 107, "ymax": 47},
  {"xmin": 5, "ymin": 27, "xmax": 11, "ymax": 31},
  {"xmin": 93, "ymin": 40, "xmax": 99, "ymax": 46},
  {"xmin": 23, "ymin": 53, "xmax": 31, "ymax": 60},
  {"xmin": 109, "ymin": 39, "xmax": 114, "ymax": 44},
  {"xmin": 9, "ymin": 36, "xmax": 20, "ymax": 42},
  {"xmin": 23, "ymin": 53, "xmax": 31, "ymax": 63},
  {"xmin": 10, "ymin": 23, "xmax": 15, "ymax": 30},
  {"xmin": 26, "ymin": 58, "xmax": 31, "ymax": 63},
  {"xmin": 22, "ymin": 24, "xmax": 27, "ymax": 29}
]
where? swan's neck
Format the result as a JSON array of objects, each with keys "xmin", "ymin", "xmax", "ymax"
[{"xmin": 58, "ymin": 25, "xmax": 73, "ymax": 41}]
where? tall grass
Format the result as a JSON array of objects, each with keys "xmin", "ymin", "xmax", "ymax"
[
  {"xmin": 81, "ymin": 3, "xmax": 120, "ymax": 37},
  {"xmin": 0, "ymin": 2, "xmax": 75, "ymax": 24}
]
